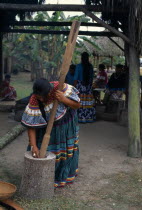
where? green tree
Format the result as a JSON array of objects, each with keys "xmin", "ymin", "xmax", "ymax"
[{"xmin": 3, "ymin": 11, "xmax": 101, "ymax": 80}]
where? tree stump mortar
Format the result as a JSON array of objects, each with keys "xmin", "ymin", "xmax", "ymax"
[{"xmin": 19, "ymin": 151, "xmax": 56, "ymax": 200}]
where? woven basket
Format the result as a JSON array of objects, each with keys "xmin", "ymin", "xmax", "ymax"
[{"xmin": 0, "ymin": 181, "xmax": 17, "ymax": 200}]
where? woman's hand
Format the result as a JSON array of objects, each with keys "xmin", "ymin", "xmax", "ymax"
[
  {"xmin": 55, "ymin": 90, "xmax": 66, "ymax": 103},
  {"xmin": 55, "ymin": 90, "xmax": 80, "ymax": 109},
  {"xmin": 31, "ymin": 145, "xmax": 40, "ymax": 158}
]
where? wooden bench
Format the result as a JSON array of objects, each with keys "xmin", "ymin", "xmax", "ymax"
[
  {"xmin": 105, "ymin": 99, "xmax": 125, "ymax": 114},
  {"xmin": 93, "ymin": 88, "xmax": 105, "ymax": 104},
  {"xmin": 0, "ymin": 101, "xmax": 15, "ymax": 112}
]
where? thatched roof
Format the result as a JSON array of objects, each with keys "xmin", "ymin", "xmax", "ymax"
[
  {"xmin": 85, "ymin": 36, "xmax": 124, "ymax": 57},
  {"xmin": 85, "ymin": 0, "xmax": 142, "ymax": 54},
  {"xmin": 0, "ymin": 0, "xmax": 141, "ymax": 54},
  {"xmin": 0, "ymin": 0, "xmax": 45, "ymax": 31}
]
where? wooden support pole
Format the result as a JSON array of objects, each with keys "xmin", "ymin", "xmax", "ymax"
[
  {"xmin": 110, "ymin": 56, "xmax": 113, "ymax": 69},
  {"xmin": 108, "ymin": 37, "xmax": 124, "ymax": 52},
  {"xmin": 82, "ymin": 8, "xmax": 131, "ymax": 45},
  {"xmin": 124, "ymin": 42, "xmax": 129, "ymax": 66},
  {"xmin": 0, "ymin": 33, "xmax": 3, "ymax": 84},
  {"xmin": 39, "ymin": 21, "xmax": 80, "ymax": 158},
  {"xmin": 128, "ymin": 46, "xmax": 141, "ymax": 157},
  {"xmin": 96, "ymin": 55, "xmax": 100, "ymax": 71}
]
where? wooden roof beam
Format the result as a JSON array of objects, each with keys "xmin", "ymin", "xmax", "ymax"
[
  {"xmin": 82, "ymin": 8, "xmax": 132, "ymax": 45},
  {"xmin": 0, "ymin": 4, "xmax": 102, "ymax": 12},
  {"xmin": 9, "ymin": 21, "xmax": 103, "ymax": 27},
  {"xmin": 0, "ymin": 3, "xmax": 126, "ymax": 12},
  {"xmin": 108, "ymin": 37, "xmax": 124, "ymax": 52},
  {"xmin": 2, "ymin": 29, "xmax": 118, "ymax": 37}
]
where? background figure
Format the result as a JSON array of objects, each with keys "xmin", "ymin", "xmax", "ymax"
[
  {"xmin": 0, "ymin": 74, "xmax": 17, "ymax": 101},
  {"xmin": 65, "ymin": 64, "xmax": 76, "ymax": 85},
  {"xmin": 21, "ymin": 78, "xmax": 80, "ymax": 187},
  {"xmin": 103, "ymin": 64, "xmax": 126, "ymax": 104},
  {"xmin": 107, "ymin": 64, "xmax": 125, "ymax": 89},
  {"xmin": 93, "ymin": 64, "xmax": 108, "ymax": 88},
  {"xmin": 93, "ymin": 64, "xmax": 108, "ymax": 104},
  {"xmin": 74, "ymin": 52, "xmax": 96, "ymax": 123}
]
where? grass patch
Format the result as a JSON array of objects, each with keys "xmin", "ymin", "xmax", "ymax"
[
  {"xmin": 93, "ymin": 171, "xmax": 142, "ymax": 209},
  {"xmin": 12, "ymin": 171, "xmax": 142, "ymax": 209},
  {"xmin": 1, "ymin": 163, "xmax": 142, "ymax": 209},
  {"xmin": 15, "ymin": 196, "xmax": 91, "ymax": 210},
  {"xmin": 0, "ymin": 165, "xmax": 21, "ymax": 186},
  {"xmin": 11, "ymin": 72, "xmax": 33, "ymax": 100}
]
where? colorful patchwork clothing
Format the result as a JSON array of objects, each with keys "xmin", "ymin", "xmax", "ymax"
[
  {"xmin": 76, "ymin": 81, "xmax": 96, "ymax": 123},
  {"xmin": 21, "ymin": 81, "xmax": 80, "ymax": 187}
]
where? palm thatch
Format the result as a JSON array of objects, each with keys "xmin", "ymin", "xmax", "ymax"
[
  {"xmin": 86, "ymin": 36, "xmax": 124, "ymax": 57},
  {"xmin": 0, "ymin": 0, "xmax": 45, "ymax": 31},
  {"xmin": 85, "ymin": 0, "xmax": 142, "ymax": 54},
  {"xmin": 128, "ymin": 0, "xmax": 142, "ymax": 54}
]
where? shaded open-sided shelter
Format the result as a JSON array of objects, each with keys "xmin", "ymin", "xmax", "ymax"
[
  {"xmin": 0, "ymin": 0, "xmax": 141, "ymax": 157},
  {"xmin": 83, "ymin": 36, "xmax": 124, "ymax": 67}
]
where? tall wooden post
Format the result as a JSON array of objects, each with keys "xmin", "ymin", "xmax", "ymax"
[
  {"xmin": 93, "ymin": 55, "xmax": 96, "ymax": 68},
  {"xmin": 124, "ymin": 42, "xmax": 129, "ymax": 66},
  {"xmin": 39, "ymin": 21, "xmax": 80, "ymax": 158},
  {"xmin": 128, "ymin": 46, "xmax": 141, "ymax": 157},
  {"xmin": 96, "ymin": 55, "xmax": 100, "ymax": 71},
  {"xmin": 110, "ymin": 56, "xmax": 113, "ymax": 69},
  {"xmin": 7, "ymin": 56, "xmax": 12, "ymax": 74},
  {"xmin": 0, "ymin": 33, "xmax": 3, "ymax": 84}
]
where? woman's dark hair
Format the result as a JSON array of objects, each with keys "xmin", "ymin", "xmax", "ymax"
[
  {"xmin": 99, "ymin": 64, "xmax": 105, "ymax": 70},
  {"xmin": 116, "ymin": 64, "xmax": 123, "ymax": 69},
  {"xmin": 81, "ymin": 52, "xmax": 92, "ymax": 86},
  {"xmin": 70, "ymin": 64, "xmax": 76, "ymax": 70},
  {"xmin": 33, "ymin": 78, "xmax": 52, "ymax": 96},
  {"xmin": 5, "ymin": 74, "xmax": 11, "ymax": 80}
]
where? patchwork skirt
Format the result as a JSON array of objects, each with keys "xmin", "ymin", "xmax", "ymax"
[
  {"xmin": 76, "ymin": 81, "xmax": 96, "ymax": 123},
  {"xmin": 27, "ymin": 109, "xmax": 79, "ymax": 188}
]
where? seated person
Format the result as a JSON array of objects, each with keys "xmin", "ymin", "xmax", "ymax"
[
  {"xmin": 93, "ymin": 64, "xmax": 108, "ymax": 104},
  {"xmin": 0, "ymin": 74, "xmax": 17, "ymax": 101},
  {"xmin": 93, "ymin": 64, "xmax": 108, "ymax": 88},
  {"xmin": 65, "ymin": 64, "xmax": 76, "ymax": 85},
  {"xmin": 104, "ymin": 64, "xmax": 126, "ymax": 103},
  {"xmin": 107, "ymin": 64, "xmax": 125, "ymax": 89}
]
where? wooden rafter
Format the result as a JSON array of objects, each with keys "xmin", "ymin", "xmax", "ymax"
[
  {"xmin": 0, "ymin": 4, "xmax": 102, "ymax": 12},
  {"xmin": 2, "ymin": 29, "xmax": 117, "ymax": 37},
  {"xmin": 0, "ymin": 3, "xmax": 126, "ymax": 12},
  {"xmin": 9, "ymin": 21, "xmax": 103, "ymax": 27},
  {"xmin": 108, "ymin": 37, "xmax": 124, "ymax": 52},
  {"xmin": 82, "ymin": 8, "xmax": 131, "ymax": 45}
]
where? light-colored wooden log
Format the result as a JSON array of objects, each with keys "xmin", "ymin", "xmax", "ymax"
[
  {"xmin": 39, "ymin": 21, "xmax": 80, "ymax": 158},
  {"xmin": 1, "ymin": 199, "xmax": 24, "ymax": 210}
]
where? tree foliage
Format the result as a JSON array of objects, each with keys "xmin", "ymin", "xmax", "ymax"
[{"xmin": 3, "ymin": 11, "xmax": 102, "ymax": 80}]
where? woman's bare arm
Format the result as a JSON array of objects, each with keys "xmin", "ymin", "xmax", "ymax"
[
  {"xmin": 28, "ymin": 128, "xmax": 39, "ymax": 158},
  {"xmin": 55, "ymin": 90, "xmax": 80, "ymax": 109}
]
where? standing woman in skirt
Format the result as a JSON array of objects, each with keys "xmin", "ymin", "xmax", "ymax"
[
  {"xmin": 74, "ymin": 52, "xmax": 96, "ymax": 123},
  {"xmin": 21, "ymin": 78, "xmax": 80, "ymax": 187}
]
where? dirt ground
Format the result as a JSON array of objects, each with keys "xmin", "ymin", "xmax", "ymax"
[
  {"xmin": 0, "ymin": 116, "xmax": 142, "ymax": 209},
  {"xmin": 0, "ymin": 112, "xmax": 18, "ymax": 137}
]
